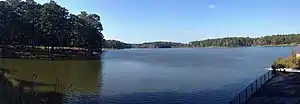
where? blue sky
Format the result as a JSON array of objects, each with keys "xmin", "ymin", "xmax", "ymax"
[{"xmin": 35, "ymin": 0, "xmax": 300, "ymax": 43}]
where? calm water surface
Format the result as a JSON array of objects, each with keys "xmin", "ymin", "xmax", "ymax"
[
  {"xmin": 0, "ymin": 59, "xmax": 101, "ymax": 103},
  {"xmin": 0, "ymin": 47, "xmax": 296, "ymax": 104},
  {"xmin": 101, "ymin": 47, "xmax": 296, "ymax": 104}
]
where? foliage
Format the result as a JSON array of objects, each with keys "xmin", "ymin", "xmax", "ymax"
[
  {"xmin": 273, "ymin": 50, "xmax": 300, "ymax": 69},
  {"xmin": 105, "ymin": 34, "xmax": 300, "ymax": 49},
  {"xmin": 104, "ymin": 40, "xmax": 131, "ymax": 49},
  {"xmin": 104, "ymin": 41, "xmax": 186, "ymax": 49},
  {"xmin": 0, "ymin": 0, "xmax": 104, "ymax": 53},
  {"xmin": 189, "ymin": 34, "xmax": 300, "ymax": 47},
  {"xmin": 132, "ymin": 42, "xmax": 186, "ymax": 48}
]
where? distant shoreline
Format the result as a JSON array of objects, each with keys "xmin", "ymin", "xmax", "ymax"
[
  {"xmin": 104, "ymin": 34, "xmax": 300, "ymax": 49},
  {"xmin": 103, "ymin": 44, "xmax": 297, "ymax": 50}
]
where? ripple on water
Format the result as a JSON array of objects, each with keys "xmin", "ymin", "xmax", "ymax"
[{"xmin": 99, "ymin": 90, "xmax": 235, "ymax": 104}]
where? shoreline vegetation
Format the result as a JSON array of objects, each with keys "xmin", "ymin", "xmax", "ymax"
[
  {"xmin": 0, "ymin": 0, "xmax": 103, "ymax": 60},
  {"xmin": 0, "ymin": 45, "xmax": 101, "ymax": 60},
  {"xmin": 104, "ymin": 34, "xmax": 300, "ymax": 49},
  {"xmin": 0, "ymin": 1, "xmax": 101, "ymax": 103},
  {"xmin": 2, "ymin": 0, "xmax": 300, "ymax": 60},
  {"xmin": 272, "ymin": 50, "xmax": 300, "ymax": 70}
]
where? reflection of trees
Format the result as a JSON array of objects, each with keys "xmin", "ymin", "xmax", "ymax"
[
  {"xmin": 0, "ymin": 67, "xmax": 64, "ymax": 104},
  {"xmin": 0, "ymin": 58, "xmax": 103, "ymax": 103}
]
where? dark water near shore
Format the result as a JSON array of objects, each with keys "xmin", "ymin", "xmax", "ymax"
[
  {"xmin": 0, "ymin": 47, "xmax": 297, "ymax": 104},
  {"xmin": 0, "ymin": 59, "xmax": 101, "ymax": 103}
]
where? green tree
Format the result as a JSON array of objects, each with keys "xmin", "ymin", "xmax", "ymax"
[{"xmin": 0, "ymin": 0, "xmax": 104, "ymax": 58}]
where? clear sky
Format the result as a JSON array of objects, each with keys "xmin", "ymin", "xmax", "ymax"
[{"xmin": 34, "ymin": 0, "xmax": 300, "ymax": 43}]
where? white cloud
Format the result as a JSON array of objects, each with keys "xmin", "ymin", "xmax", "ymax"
[{"xmin": 208, "ymin": 4, "xmax": 216, "ymax": 9}]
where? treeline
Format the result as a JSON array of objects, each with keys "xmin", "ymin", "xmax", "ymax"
[
  {"xmin": 103, "ymin": 40, "xmax": 186, "ymax": 49},
  {"xmin": 104, "ymin": 34, "xmax": 300, "ymax": 49},
  {"xmin": 132, "ymin": 42, "xmax": 185, "ymax": 48},
  {"xmin": 189, "ymin": 34, "xmax": 300, "ymax": 47},
  {"xmin": 104, "ymin": 40, "xmax": 131, "ymax": 49},
  {"xmin": 0, "ymin": 0, "xmax": 104, "ymax": 53}
]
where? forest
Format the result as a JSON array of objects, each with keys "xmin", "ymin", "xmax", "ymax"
[
  {"xmin": 104, "ymin": 34, "xmax": 300, "ymax": 49},
  {"xmin": 103, "ymin": 40, "xmax": 186, "ymax": 49},
  {"xmin": 2, "ymin": 0, "xmax": 300, "ymax": 52},
  {"xmin": 0, "ymin": 0, "xmax": 104, "ymax": 59},
  {"xmin": 189, "ymin": 34, "xmax": 300, "ymax": 47},
  {"xmin": 131, "ymin": 42, "xmax": 186, "ymax": 48},
  {"xmin": 104, "ymin": 40, "xmax": 132, "ymax": 49}
]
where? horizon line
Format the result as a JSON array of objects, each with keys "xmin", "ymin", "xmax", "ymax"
[{"xmin": 105, "ymin": 33, "xmax": 300, "ymax": 44}]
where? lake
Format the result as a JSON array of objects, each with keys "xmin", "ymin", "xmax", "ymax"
[
  {"xmin": 0, "ymin": 59, "xmax": 102, "ymax": 103},
  {"xmin": 100, "ymin": 47, "xmax": 296, "ymax": 104},
  {"xmin": 0, "ymin": 47, "xmax": 296, "ymax": 104}
]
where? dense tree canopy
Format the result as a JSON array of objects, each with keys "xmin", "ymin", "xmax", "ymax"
[
  {"xmin": 0, "ymin": 0, "xmax": 104, "ymax": 53},
  {"xmin": 103, "ymin": 40, "xmax": 186, "ymax": 49},
  {"xmin": 132, "ymin": 42, "xmax": 186, "ymax": 48},
  {"xmin": 104, "ymin": 34, "xmax": 300, "ymax": 49},
  {"xmin": 189, "ymin": 34, "xmax": 300, "ymax": 47},
  {"xmin": 104, "ymin": 40, "xmax": 132, "ymax": 49}
]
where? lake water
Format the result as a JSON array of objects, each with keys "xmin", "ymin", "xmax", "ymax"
[
  {"xmin": 100, "ymin": 47, "xmax": 297, "ymax": 104},
  {"xmin": 0, "ymin": 59, "xmax": 101, "ymax": 103},
  {"xmin": 0, "ymin": 47, "xmax": 296, "ymax": 104}
]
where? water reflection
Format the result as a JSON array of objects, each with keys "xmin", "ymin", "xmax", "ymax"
[{"xmin": 0, "ymin": 58, "xmax": 102, "ymax": 104}]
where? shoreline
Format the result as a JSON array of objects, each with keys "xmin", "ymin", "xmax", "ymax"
[
  {"xmin": 0, "ymin": 46, "xmax": 102, "ymax": 60},
  {"xmin": 104, "ymin": 44, "xmax": 297, "ymax": 50}
]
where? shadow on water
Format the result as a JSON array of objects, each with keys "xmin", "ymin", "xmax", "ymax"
[{"xmin": 0, "ymin": 58, "xmax": 102, "ymax": 104}]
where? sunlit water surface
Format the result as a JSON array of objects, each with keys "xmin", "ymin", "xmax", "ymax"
[
  {"xmin": 0, "ymin": 47, "xmax": 295, "ymax": 104},
  {"xmin": 101, "ymin": 47, "xmax": 295, "ymax": 104}
]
